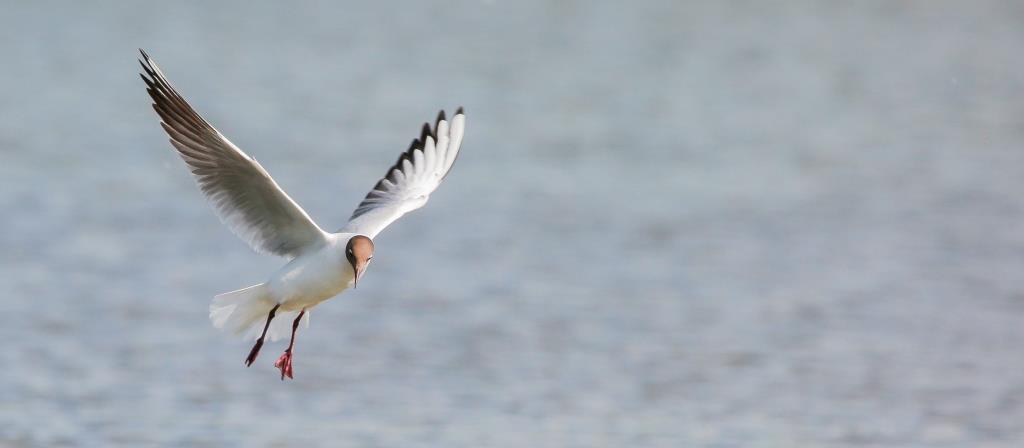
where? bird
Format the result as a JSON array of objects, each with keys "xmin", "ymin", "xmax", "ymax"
[{"xmin": 138, "ymin": 50, "xmax": 465, "ymax": 380}]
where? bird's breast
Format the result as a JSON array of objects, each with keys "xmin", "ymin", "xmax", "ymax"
[{"xmin": 267, "ymin": 247, "xmax": 353, "ymax": 309}]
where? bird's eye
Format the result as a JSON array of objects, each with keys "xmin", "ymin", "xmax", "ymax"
[{"xmin": 367, "ymin": 256, "xmax": 373, "ymax": 261}]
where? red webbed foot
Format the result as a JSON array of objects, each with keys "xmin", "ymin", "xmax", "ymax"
[{"xmin": 274, "ymin": 350, "xmax": 294, "ymax": 380}]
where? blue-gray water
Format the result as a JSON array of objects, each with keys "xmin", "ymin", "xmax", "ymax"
[{"xmin": 2, "ymin": 1, "xmax": 1023, "ymax": 446}]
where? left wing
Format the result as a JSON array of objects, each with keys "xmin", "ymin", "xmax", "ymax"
[
  {"xmin": 341, "ymin": 108, "xmax": 465, "ymax": 239},
  {"xmin": 140, "ymin": 49, "xmax": 328, "ymax": 257}
]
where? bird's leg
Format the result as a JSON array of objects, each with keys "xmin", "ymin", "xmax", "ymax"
[
  {"xmin": 275, "ymin": 309, "xmax": 305, "ymax": 380},
  {"xmin": 244, "ymin": 304, "xmax": 280, "ymax": 367}
]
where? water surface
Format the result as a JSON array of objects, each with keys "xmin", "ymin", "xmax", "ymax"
[{"xmin": 1, "ymin": 1, "xmax": 1023, "ymax": 446}]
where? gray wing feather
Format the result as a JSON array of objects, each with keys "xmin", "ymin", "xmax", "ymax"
[{"xmin": 140, "ymin": 50, "xmax": 327, "ymax": 258}]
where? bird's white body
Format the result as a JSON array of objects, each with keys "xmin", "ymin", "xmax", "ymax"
[
  {"xmin": 208, "ymin": 234, "xmax": 357, "ymax": 341},
  {"xmin": 268, "ymin": 233, "xmax": 356, "ymax": 312},
  {"xmin": 207, "ymin": 234, "xmax": 358, "ymax": 342}
]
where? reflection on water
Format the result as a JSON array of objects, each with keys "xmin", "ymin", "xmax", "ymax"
[{"xmin": 1, "ymin": 1, "xmax": 1023, "ymax": 446}]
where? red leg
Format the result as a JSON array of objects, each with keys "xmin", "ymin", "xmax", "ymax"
[
  {"xmin": 245, "ymin": 304, "xmax": 280, "ymax": 367},
  {"xmin": 274, "ymin": 309, "xmax": 305, "ymax": 380}
]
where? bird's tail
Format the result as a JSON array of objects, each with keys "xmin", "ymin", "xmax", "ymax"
[{"xmin": 209, "ymin": 284, "xmax": 308, "ymax": 341}]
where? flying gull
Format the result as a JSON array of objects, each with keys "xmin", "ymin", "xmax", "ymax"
[{"xmin": 139, "ymin": 50, "xmax": 465, "ymax": 380}]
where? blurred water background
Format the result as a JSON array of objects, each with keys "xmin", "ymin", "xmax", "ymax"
[{"xmin": 1, "ymin": 1, "xmax": 1023, "ymax": 446}]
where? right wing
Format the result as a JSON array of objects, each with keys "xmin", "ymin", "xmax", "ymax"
[
  {"xmin": 341, "ymin": 109, "xmax": 465, "ymax": 239},
  {"xmin": 139, "ymin": 50, "xmax": 328, "ymax": 258}
]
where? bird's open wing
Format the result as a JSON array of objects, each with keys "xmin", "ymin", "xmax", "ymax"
[
  {"xmin": 139, "ymin": 50, "xmax": 327, "ymax": 258},
  {"xmin": 341, "ymin": 109, "xmax": 465, "ymax": 239}
]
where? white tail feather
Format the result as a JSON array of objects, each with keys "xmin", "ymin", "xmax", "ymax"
[{"xmin": 210, "ymin": 284, "xmax": 310, "ymax": 342}]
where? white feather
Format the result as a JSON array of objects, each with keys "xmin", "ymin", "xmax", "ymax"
[{"xmin": 342, "ymin": 109, "xmax": 466, "ymax": 238}]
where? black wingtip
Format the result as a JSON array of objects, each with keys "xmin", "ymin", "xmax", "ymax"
[
  {"xmin": 138, "ymin": 50, "xmax": 158, "ymax": 79},
  {"xmin": 420, "ymin": 122, "xmax": 433, "ymax": 141},
  {"xmin": 435, "ymin": 110, "xmax": 446, "ymax": 127},
  {"xmin": 455, "ymin": 106, "xmax": 464, "ymax": 115},
  {"xmin": 139, "ymin": 58, "xmax": 154, "ymax": 75}
]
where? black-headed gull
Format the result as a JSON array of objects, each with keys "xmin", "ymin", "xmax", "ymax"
[{"xmin": 139, "ymin": 50, "xmax": 465, "ymax": 380}]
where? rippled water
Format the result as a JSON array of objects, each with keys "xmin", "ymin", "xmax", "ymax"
[{"xmin": 2, "ymin": 1, "xmax": 1023, "ymax": 446}]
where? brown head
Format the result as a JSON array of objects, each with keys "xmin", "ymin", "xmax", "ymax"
[{"xmin": 345, "ymin": 235, "xmax": 374, "ymax": 288}]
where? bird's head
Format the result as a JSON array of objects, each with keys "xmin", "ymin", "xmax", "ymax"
[{"xmin": 345, "ymin": 235, "xmax": 374, "ymax": 288}]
